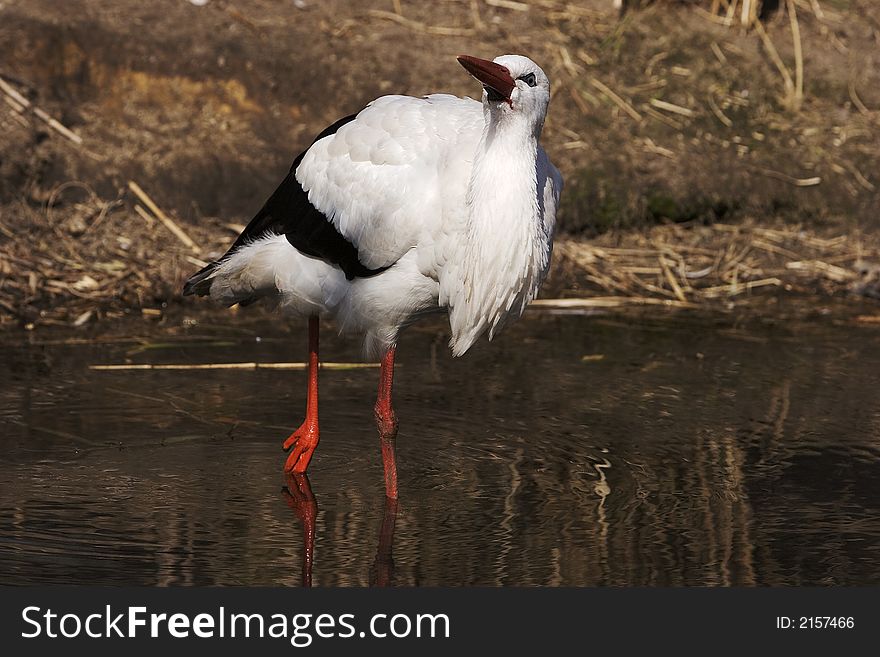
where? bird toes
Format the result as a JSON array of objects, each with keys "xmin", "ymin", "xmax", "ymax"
[
  {"xmin": 282, "ymin": 424, "xmax": 320, "ymax": 473},
  {"xmin": 284, "ymin": 444, "xmax": 315, "ymax": 474},
  {"xmin": 282, "ymin": 432, "xmax": 298, "ymax": 452}
]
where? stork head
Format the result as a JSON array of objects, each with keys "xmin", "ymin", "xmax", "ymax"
[{"xmin": 457, "ymin": 54, "xmax": 550, "ymax": 129}]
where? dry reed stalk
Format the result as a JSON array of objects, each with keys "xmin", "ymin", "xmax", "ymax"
[
  {"xmin": 628, "ymin": 79, "xmax": 668, "ymax": 94},
  {"xmin": 133, "ymin": 204, "xmax": 155, "ymax": 228},
  {"xmin": 590, "ymin": 78, "xmax": 642, "ymax": 121},
  {"xmin": 469, "ymin": 0, "xmax": 484, "ymax": 28},
  {"xmin": 726, "ymin": 0, "xmax": 739, "ymax": 25},
  {"xmin": 530, "ymin": 297, "xmax": 699, "ymax": 310},
  {"xmin": 741, "ymin": 0, "xmax": 759, "ymax": 28},
  {"xmin": 757, "ymin": 168, "xmax": 821, "ymax": 186},
  {"xmin": 367, "ymin": 10, "xmax": 475, "ymax": 36},
  {"xmin": 649, "ymin": 98, "xmax": 695, "ymax": 118},
  {"xmin": 787, "ymin": 0, "xmax": 804, "ymax": 110},
  {"xmin": 694, "ymin": 6, "xmax": 732, "ymax": 26},
  {"xmin": 847, "ymin": 80, "xmax": 870, "ymax": 115},
  {"xmin": 838, "ymin": 161, "xmax": 876, "ymax": 192},
  {"xmin": 700, "ymin": 277, "xmax": 782, "ymax": 298},
  {"xmin": 707, "ymin": 92, "xmax": 733, "ymax": 127},
  {"xmin": 128, "ymin": 181, "xmax": 201, "ymax": 253},
  {"xmin": 785, "ymin": 260, "xmax": 854, "ymax": 282},
  {"xmin": 710, "ymin": 41, "xmax": 728, "ymax": 65},
  {"xmin": 642, "ymin": 138, "xmax": 675, "ymax": 158},
  {"xmin": 568, "ymin": 87, "xmax": 592, "ymax": 115},
  {"xmin": 90, "ymin": 362, "xmax": 380, "ymax": 371},
  {"xmin": 184, "ymin": 254, "xmax": 210, "ymax": 268},
  {"xmin": 484, "ymin": 0, "xmax": 530, "ymax": 11},
  {"xmin": 659, "ymin": 256, "xmax": 688, "ymax": 302},
  {"xmin": 753, "ymin": 19, "xmax": 796, "ymax": 104},
  {"xmin": 576, "ymin": 49, "xmax": 596, "ymax": 67},
  {"xmin": 558, "ymin": 46, "xmax": 581, "ymax": 77},
  {"xmin": 641, "ymin": 104, "xmax": 683, "ymax": 129},
  {"xmin": 750, "ymin": 238, "xmax": 804, "ymax": 260},
  {"xmin": 0, "ymin": 76, "xmax": 83, "ymax": 144}
]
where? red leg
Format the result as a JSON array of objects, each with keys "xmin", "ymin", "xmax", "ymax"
[
  {"xmin": 281, "ymin": 473, "xmax": 317, "ymax": 587},
  {"xmin": 374, "ymin": 346, "xmax": 399, "ymax": 499},
  {"xmin": 283, "ymin": 315, "xmax": 320, "ymax": 473},
  {"xmin": 371, "ymin": 496, "xmax": 399, "ymax": 587}
]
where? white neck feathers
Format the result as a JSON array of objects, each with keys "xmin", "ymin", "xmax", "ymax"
[{"xmin": 445, "ymin": 113, "xmax": 550, "ymax": 356}]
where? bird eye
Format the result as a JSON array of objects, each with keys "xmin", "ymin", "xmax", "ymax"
[{"xmin": 518, "ymin": 73, "xmax": 537, "ymax": 87}]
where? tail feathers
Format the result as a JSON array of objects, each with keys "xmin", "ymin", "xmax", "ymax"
[
  {"xmin": 185, "ymin": 235, "xmax": 292, "ymax": 308},
  {"xmin": 183, "ymin": 262, "xmax": 220, "ymax": 297},
  {"xmin": 183, "ymin": 234, "xmax": 342, "ymax": 314},
  {"xmin": 182, "ymin": 250, "xmax": 268, "ymax": 307}
]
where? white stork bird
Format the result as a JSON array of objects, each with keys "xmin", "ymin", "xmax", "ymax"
[{"xmin": 184, "ymin": 54, "xmax": 562, "ymax": 499}]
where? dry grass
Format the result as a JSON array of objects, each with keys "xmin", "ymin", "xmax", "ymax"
[
  {"xmin": 551, "ymin": 218, "xmax": 880, "ymax": 306},
  {"xmin": 0, "ymin": 184, "xmax": 235, "ymax": 329},
  {"xmin": 3, "ymin": 182, "xmax": 879, "ymax": 330}
]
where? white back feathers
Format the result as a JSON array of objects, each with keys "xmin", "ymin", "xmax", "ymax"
[{"xmin": 297, "ymin": 94, "xmax": 483, "ymax": 271}]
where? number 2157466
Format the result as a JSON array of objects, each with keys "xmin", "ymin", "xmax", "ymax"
[{"xmin": 776, "ymin": 617, "xmax": 854, "ymax": 629}]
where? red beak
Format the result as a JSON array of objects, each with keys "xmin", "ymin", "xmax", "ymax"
[{"xmin": 457, "ymin": 55, "xmax": 515, "ymax": 100}]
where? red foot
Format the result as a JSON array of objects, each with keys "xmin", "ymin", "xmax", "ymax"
[{"xmin": 283, "ymin": 422, "xmax": 319, "ymax": 473}]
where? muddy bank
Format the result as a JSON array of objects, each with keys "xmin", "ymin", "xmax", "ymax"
[
  {"xmin": 4, "ymin": 189, "xmax": 880, "ymax": 330},
  {"xmin": 1, "ymin": 0, "xmax": 879, "ymax": 327}
]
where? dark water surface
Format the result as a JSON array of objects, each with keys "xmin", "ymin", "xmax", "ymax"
[{"xmin": 2, "ymin": 309, "xmax": 879, "ymax": 586}]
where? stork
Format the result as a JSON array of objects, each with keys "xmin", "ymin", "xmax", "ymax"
[{"xmin": 184, "ymin": 54, "xmax": 562, "ymax": 500}]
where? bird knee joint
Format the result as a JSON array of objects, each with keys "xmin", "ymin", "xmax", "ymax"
[{"xmin": 374, "ymin": 405, "xmax": 398, "ymax": 437}]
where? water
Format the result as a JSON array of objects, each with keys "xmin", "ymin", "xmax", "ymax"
[{"xmin": 2, "ymin": 308, "xmax": 879, "ymax": 586}]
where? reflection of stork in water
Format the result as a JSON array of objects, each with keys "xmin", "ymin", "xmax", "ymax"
[
  {"xmin": 282, "ymin": 474, "xmax": 399, "ymax": 587},
  {"xmin": 281, "ymin": 474, "xmax": 317, "ymax": 587},
  {"xmin": 370, "ymin": 497, "xmax": 399, "ymax": 587}
]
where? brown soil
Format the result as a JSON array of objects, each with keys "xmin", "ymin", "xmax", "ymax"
[{"xmin": 1, "ymin": 0, "xmax": 879, "ymax": 327}]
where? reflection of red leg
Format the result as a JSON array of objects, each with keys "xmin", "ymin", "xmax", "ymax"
[
  {"xmin": 374, "ymin": 347, "xmax": 399, "ymax": 500},
  {"xmin": 282, "ymin": 473, "xmax": 317, "ymax": 587},
  {"xmin": 371, "ymin": 496, "xmax": 399, "ymax": 587},
  {"xmin": 284, "ymin": 316, "xmax": 320, "ymax": 473}
]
